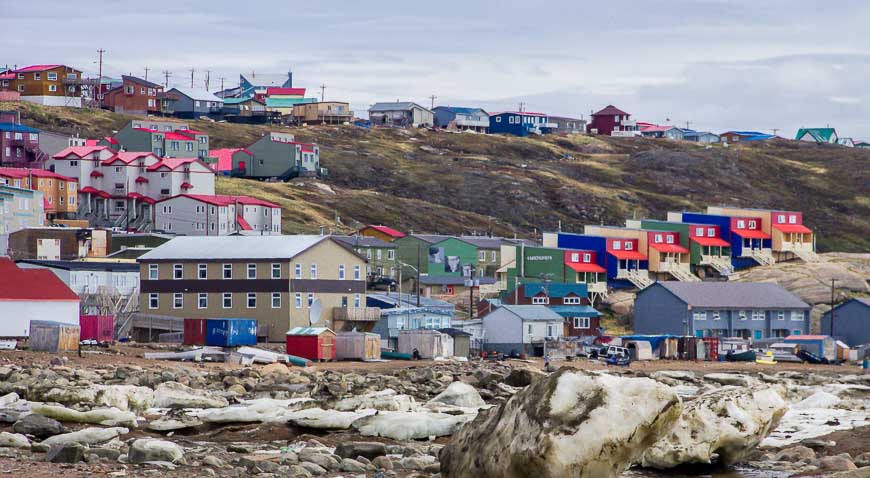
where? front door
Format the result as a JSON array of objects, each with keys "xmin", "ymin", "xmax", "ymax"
[{"xmin": 753, "ymin": 330, "xmax": 763, "ymax": 340}]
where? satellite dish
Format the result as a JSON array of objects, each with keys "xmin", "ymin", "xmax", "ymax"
[{"xmin": 309, "ymin": 298, "xmax": 323, "ymax": 325}]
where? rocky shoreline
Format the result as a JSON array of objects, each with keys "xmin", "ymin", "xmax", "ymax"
[{"xmin": 0, "ymin": 351, "xmax": 867, "ymax": 478}]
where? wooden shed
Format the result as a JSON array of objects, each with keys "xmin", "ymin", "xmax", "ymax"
[
  {"xmin": 335, "ymin": 331, "xmax": 381, "ymax": 361},
  {"xmin": 286, "ymin": 327, "xmax": 336, "ymax": 361},
  {"xmin": 29, "ymin": 320, "xmax": 80, "ymax": 353},
  {"xmin": 439, "ymin": 328, "xmax": 473, "ymax": 358},
  {"xmin": 398, "ymin": 329, "xmax": 450, "ymax": 359}
]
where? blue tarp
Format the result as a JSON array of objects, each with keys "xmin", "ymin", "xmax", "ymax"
[{"xmin": 620, "ymin": 334, "xmax": 680, "ymax": 350}]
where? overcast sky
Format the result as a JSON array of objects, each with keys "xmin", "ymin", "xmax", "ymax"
[{"xmin": 4, "ymin": 0, "xmax": 869, "ymax": 138}]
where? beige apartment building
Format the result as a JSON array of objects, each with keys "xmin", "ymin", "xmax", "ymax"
[{"xmin": 138, "ymin": 235, "xmax": 370, "ymax": 341}]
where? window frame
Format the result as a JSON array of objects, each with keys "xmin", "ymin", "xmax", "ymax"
[
  {"xmin": 148, "ymin": 293, "xmax": 159, "ymax": 309},
  {"xmin": 573, "ymin": 317, "xmax": 590, "ymax": 329},
  {"xmin": 173, "ymin": 293, "xmax": 183, "ymax": 309},
  {"xmin": 271, "ymin": 293, "xmax": 281, "ymax": 309},
  {"xmin": 271, "ymin": 263, "xmax": 281, "ymax": 279},
  {"xmin": 222, "ymin": 263, "xmax": 232, "ymax": 279},
  {"xmin": 246, "ymin": 293, "xmax": 257, "ymax": 309},
  {"xmin": 197, "ymin": 263, "xmax": 207, "ymax": 279},
  {"xmin": 246, "ymin": 263, "xmax": 257, "ymax": 279},
  {"xmin": 172, "ymin": 264, "xmax": 183, "ymax": 280},
  {"xmin": 197, "ymin": 293, "xmax": 208, "ymax": 309},
  {"xmin": 222, "ymin": 293, "xmax": 232, "ymax": 309},
  {"xmin": 148, "ymin": 264, "xmax": 158, "ymax": 280}
]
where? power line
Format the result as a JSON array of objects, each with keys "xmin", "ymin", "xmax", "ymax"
[
  {"xmin": 204, "ymin": 70, "xmax": 210, "ymax": 91},
  {"xmin": 189, "ymin": 68, "xmax": 195, "ymax": 88},
  {"xmin": 162, "ymin": 70, "xmax": 171, "ymax": 89},
  {"xmin": 320, "ymin": 84, "xmax": 326, "ymax": 102},
  {"xmin": 96, "ymin": 49, "xmax": 106, "ymax": 107}
]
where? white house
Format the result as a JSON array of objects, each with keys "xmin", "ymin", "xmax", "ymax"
[
  {"xmin": 481, "ymin": 304, "xmax": 563, "ymax": 356},
  {"xmin": 154, "ymin": 194, "xmax": 281, "ymax": 235},
  {"xmin": 16, "ymin": 259, "xmax": 140, "ymax": 299},
  {"xmin": 0, "ymin": 257, "xmax": 80, "ymax": 337}
]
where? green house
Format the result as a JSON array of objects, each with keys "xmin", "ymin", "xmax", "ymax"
[
  {"xmin": 394, "ymin": 234, "xmax": 451, "ymax": 277},
  {"xmin": 640, "ymin": 219, "xmax": 733, "ymax": 277},
  {"xmin": 795, "ymin": 128, "xmax": 838, "ymax": 144},
  {"xmin": 427, "ymin": 237, "xmax": 479, "ymax": 278},
  {"xmin": 333, "ymin": 235, "xmax": 397, "ymax": 278}
]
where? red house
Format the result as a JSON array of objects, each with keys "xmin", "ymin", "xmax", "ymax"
[
  {"xmin": 103, "ymin": 76, "xmax": 163, "ymax": 115},
  {"xmin": 587, "ymin": 105, "xmax": 636, "ymax": 136},
  {"xmin": 285, "ymin": 326, "xmax": 336, "ymax": 361}
]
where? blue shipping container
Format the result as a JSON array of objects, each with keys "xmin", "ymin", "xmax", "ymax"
[{"xmin": 205, "ymin": 319, "xmax": 258, "ymax": 347}]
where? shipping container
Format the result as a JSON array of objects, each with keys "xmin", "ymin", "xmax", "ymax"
[
  {"xmin": 205, "ymin": 319, "xmax": 258, "ymax": 347},
  {"xmin": 29, "ymin": 320, "xmax": 80, "ymax": 353},
  {"xmin": 286, "ymin": 327, "xmax": 336, "ymax": 361},
  {"xmin": 397, "ymin": 329, "xmax": 450, "ymax": 359},
  {"xmin": 79, "ymin": 315, "xmax": 114, "ymax": 342},
  {"xmin": 335, "ymin": 331, "xmax": 381, "ymax": 361},
  {"xmin": 184, "ymin": 318, "xmax": 208, "ymax": 345}
]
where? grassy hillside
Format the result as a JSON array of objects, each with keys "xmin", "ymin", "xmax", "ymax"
[{"xmin": 6, "ymin": 101, "xmax": 870, "ymax": 252}]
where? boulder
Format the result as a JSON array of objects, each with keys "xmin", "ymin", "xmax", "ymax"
[
  {"xmin": 147, "ymin": 415, "xmax": 204, "ymax": 432},
  {"xmin": 774, "ymin": 445, "xmax": 816, "ymax": 462},
  {"xmin": 703, "ymin": 373, "xmax": 756, "ymax": 387},
  {"xmin": 30, "ymin": 404, "xmax": 137, "ymax": 427},
  {"xmin": 818, "ymin": 456, "xmax": 858, "ymax": 472},
  {"xmin": 354, "ymin": 411, "xmax": 475, "ymax": 441},
  {"xmin": 12, "ymin": 414, "xmax": 64, "ymax": 438},
  {"xmin": 261, "ymin": 363, "xmax": 291, "ymax": 376},
  {"xmin": 192, "ymin": 397, "xmax": 314, "ymax": 424},
  {"xmin": 503, "ymin": 366, "xmax": 545, "ymax": 387},
  {"xmin": 287, "ymin": 408, "xmax": 376, "ymax": 430},
  {"xmin": 641, "ymin": 386, "xmax": 787, "ymax": 468},
  {"xmin": 41, "ymin": 427, "xmax": 129, "ymax": 447},
  {"xmin": 154, "ymin": 382, "xmax": 228, "ymax": 409},
  {"xmin": 426, "ymin": 381, "xmax": 486, "ymax": 409},
  {"xmin": 339, "ymin": 458, "xmax": 368, "ymax": 472},
  {"xmin": 372, "ymin": 455, "xmax": 393, "ymax": 470},
  {"xmin": 440, "ymin": 370, "xmax": 682, "ymax": 478},
  {"xmin": 46, "ymin": 443, "xmax": 85, "ymax": 463},
  {"xmin": 128, "ymin": 438, "xmax": 185, "ymax": 464},
  {"xmin": 334, "ymin": 389, "xmax": 416, "ymax": 412},
  {"xmin": 0, "ymin": 432, "xmax": 30, "ymax": 448},
  {"xmin": 334, "ymin": 442, "xmax": 387, "ymax": 461},
  {"xmin": 93, "ymin": 385, "xmax": 155, "ymax": 412}
]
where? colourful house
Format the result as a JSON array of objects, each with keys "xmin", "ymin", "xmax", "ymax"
[
  {"xmin": 358, "ymin": 225, "xmax": 406, "ymax": 243},
  {"xmin": 706, "ymin": 206, "xmax": 817, "ymax": 262},
  {"xmin": 548, "ymin": 231, "xmax": 652, "ymax": 290},
  {"xmin": 634, "ymin": 219, "xmax": 733, "ymax": 278},
  {"xmin": 795, "ymin": 128, "xmax": 838, "ymax": 144},
  {"xmin": 587, "ymin": 105, "xmax": 637, "ymax": 136},
  {"xmin": 497, "ymin": 244, "xmax": 607, "ymax": 304},
  {"xmin": 673, "ymin": 211, "xmax": 774, "ymax": 270},
  {"xmin": 500, "ymin": 282, "xmax": 601, "ymax": 337},
  {"xmin": 488, "ymin": 111, "xmax": 556, "ymax": 137}
]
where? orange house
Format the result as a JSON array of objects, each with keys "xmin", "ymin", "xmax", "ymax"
[
  {"xmin": 10, "ymin": 65, "xmax": 83, "ymax": 108},
  {"xmin": 0, "ymin": 167, "xmax": 78, "ymax": 218},
  {"xmin": 358, "ymin": 225, "xmax": 406, "ymax": 243}
]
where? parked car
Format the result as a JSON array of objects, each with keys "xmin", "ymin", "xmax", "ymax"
[{"xmin": 367, "ymin": 276, "xmax": 397, "ymax": 291}]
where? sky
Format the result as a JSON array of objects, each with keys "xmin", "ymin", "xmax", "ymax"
[{"xmin": 3, "ymin": 0, "xmax": 869, "ymax": 138}]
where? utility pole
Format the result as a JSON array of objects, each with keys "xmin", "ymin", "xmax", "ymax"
[
  {"xmin": 416, "ymin": 243, "xmax": 421, "ymax": 307},
  {"xmin": 204, "ymin": 70, "xmax": 210, "ymax": 90},
  {"xmin": 518, "ymin": 102, "xmax": 525, "ymax": 112},
  {"xmin": 772, "ymin": 128, "xmax": 780, "ymax": 137},
  {"xmin": 162, "ymin": 70, "xmax": 171, "ymax": 89},
  {"xmin": 96, "ymin": 49, "xmax": 106, "ymax": 107},
  {"xmin": 319, "ymin": 84, "xmax": 326, "ymax": 102},
  {"xmin": 429, "ymin": 94, "xmax": 437, "ymax": 109},
  {"xmin": 830, "ymin": 278, "xmax": 836, "ymax": 336},
  {"xmin": 685, "ymin": 120, "xmax": 691, "ymax": 130},
  {"xmin": 144, "ymin": 66, "xmax": 150, "ymax": 81},
  {"xmin": 189, "ymin": 68, "xmax": 195, "ymax": 88},
  {"xmin": 219, "ymin": 77, "xmax": 225, "ymax": 93}
]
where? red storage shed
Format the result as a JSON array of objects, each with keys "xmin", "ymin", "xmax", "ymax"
[
  {"xmin": 79, "ymin": 315, "xmax": 114, "ymax": 342},
  {"xmin": 184, "ymin": 318, "xmax": 208, "ymax": 345},
  {"xmin": 286, "ymin": 327, "xmax": 336, "ymax": 361}
]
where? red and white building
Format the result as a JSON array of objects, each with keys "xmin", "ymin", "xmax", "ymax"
[
  {"xmin": 0, "ymin": 257, "xmax": 79, "ymax": 337},
  {"xmin": 154, "ymin": 194, "xmax": 281, "ymax": 235}
]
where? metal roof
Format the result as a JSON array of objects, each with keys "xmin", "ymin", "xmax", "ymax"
[
  {"xmin": 265, "ymin": 97, "xmax": 317, "ymax": 107},
  {"xmin": 166, "ymin": 87, "xmax": 223, "ymax": 103},
  {"xmin": 16, "ymin": 260, "xmax": 140, "ymax": 272},
  {"xmin": 366, "ymin": 292, "xmax": 454, "ymax": 310},
  {"xmin": 332, "ymin": 235, "xmax": 395, "ymax": 249},
  {"xmin": 457, "ymin": 236, "xmax": 521, "ymax": 249},
  {"xmin": 121, "ymin": 75, "xmax": 161, "ymax": 89},
  {"xmin": 0, "ymin": 123, "xmax": 39, "ymax": 133},
  {"xmin": 286, "ymin": 326, "xmax": 333, "ymax": 335},
  {"xmin": 369, "ymin": 102, "xmax": 431, "ymax": 113},
  {"xmin": 433, "ymin": 106, "xmax": 488, "ymax": 115},
  {"xmin": 497, "ymin": 304, "xmax": 563, "ymax": 322},
  {"xmin": 523, "ymin": 283, "xmax": 588, "ymax": 299},
  {"xmin": 651, "ymin": 282, "xmax": 810, "ymax": 309},
  {"xmin": 592, "ymin": 105, "xmax": 630, "ymax": 116},
  {"xmin": 138, "ymin": 235, "xmax": 331, "ymax": 261},
  {"xmin": 548, "ymin": 305, "xmax": 601, "ymax": 317}
]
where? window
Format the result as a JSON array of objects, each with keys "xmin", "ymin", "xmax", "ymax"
[
  {"xmin": 271, "ymin": 293, "xmax": 281, "ymax": 308},
  {"xmin": 126, "ymin": 85, "xmax": 134, "ymax": 94},
  {"xmin": 666, "ymin": 235, "xmax": 675, "ymax": 244},
  {"xmin": 564, "ymin": 297, "xmax": 581, "ymax": 305},
  {"xmin": 34, "ymin": 73, "xmax": 41, "ymax": 81},
  {"xmin": 197, "ymin": 264, "xmax": 207, "ymax": 279},
  {"xmin": 198, "ymin": 293, "xmax": 207, "ymax": 309},
  {"xmin": 148, "ymin": 264, "xmax": 158, "ymax": 280},
  {"xmin": 777, "ymin": 311, "xmax": 785, "ymax": 321},
  {"xmin": 532, "ymin": 296, "xmax": 549, "ymax": 305},
  {"xmin": 173, "ymin": 293, "xmax": 183, "ymax": 309},
  {"xmin": 222, "ymin": 264, "xmax": 232, "ymax": 279},
  {"xmin": 793, "ymin": 329, "xmax": 802, "ymax": 336},
  {"xmin": 752, "ymin": 310, "xmax": 764, "ymax": 321},
  {"xmin": 790, "ymin": 311, "xmax": 804, "ymax": 321},
  {"xmin": 354, "ymin": 294, "xmax": 361, "ymax": 308},
  {"xmin": 173, "ymin": 264, "xmax": 183, "ymax": 279},
  {"xmin": 788, "ymin": 215, "xmax": 797, "ymax": 224},
  {"xmin": 247, "ymin": 293, "xmax": 256, "ymax": 308},
  {"xmin": 527, "ymin": 324, "xmax": 533, "ymax": 335},
  {"xmin": 583, "ymin": 253, "xmax": 593, "ymax": 263},
  {"xmin": 307, "ymin": 293, "xmax": 314, "ymax": 306},
  {"xmin": 479, "ymin": 250, "xmax": 486, "ymax": 261},
  {"xmin": 310, "ymin": 263, "xmax": 317, "ymax": 279},
  {"xmin": 140, "ymin": 87, "xmax": 146, "ymax": 95},
  {"xmin": 613, "ymin": 240, "xmax": 622, "ymax": 250},
  {"xmin": 366, "ymin": 249, "xmax": 372, "ymax": 259},
  {"xmin": 354, "ymin": 265, "xmax": 361, "ymax": 280},
  {"xmin": 495, "ymin": 116, "xmax": 502, "ymax": 123},
  {"xmin": 777, "ymin": 214, "xmax": 786, "ymax": 224},
  {"xmin": 654, "ymin": 234, "xmax": 663, "ymax": 243},
  {"xmin": 338, "ymin": 264, "xmax": 345, "ymax": 280},
  {"xmin": 294, "ymin": 263, "xmax": 302, "ymax": 279},
  {"xmin": 693, "ymin": 311, "xmax": 706, "ymax": 321},
  {"xmin": 17, "ymin": 84, "xmax": 24, "ymax": 92},
  {"xmin": 708, "ymin": 228, "xmax": 715, "ymax": 237},
  {"xmin": 737, "ymin": 220, "xmax": 746, "ymax": 229},
  {"xmin": 625, "ymin": 242, "xmax": 633, "ymax": 250},
  {"xmin": 748, "ymin": 220, "xmax": 757, "ymax": 229},
  {"xmin": 47, "ymin": 72, "xmax": 57, "ymax": 81},
  {"xmin": 148, "ymin": 293, "xmax": 158, "ymax": 309},
  {"xmin": 295, "ymin": 293, "xmax": 302, "ymax": 308},
  {"xmin": 547, "ymin": 324, "xmax": 556, "ymax": 337},
  {"xmin": 573, "ymin": 317, "xmax": 590, "ymax": 329},
  {"xmin": 48, "ymin": 84, "xmax": 57, "ymax": 92},
  {"xmin": 222, "ymin": 293, "xmax": 232, "ymax": 309},
  {"xmin": 376, "ymin": 249, "xmax": 382, "ymax": 260},
  {"xmin": 247, "ymin": 263, "xmax": 256, "ymax": 279},
  {"xmin": 271, "ymin": 263, "xmax": 281, "ymax": 279},
  {"xmin": 738, "ymin": 310, "xmax": 748, "ymax": 320},
  {"xmin": 387, "ymin": 249, "xmax": 395, "ymax": 260},
  {"xmin": 571, "ymin": 252, "xmax": 580, "ymax": 262},
  {"xmin": 711, "ymin": 311, "xmax": 721, "ymax": 320},
  {"xmin": 186, "ymin": 142, "xmax": 193, "ymax": 152}
]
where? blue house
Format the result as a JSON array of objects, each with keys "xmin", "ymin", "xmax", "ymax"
[
  {"xmin": 489, "ymin": 111, "xmax": 556, "ymax": 137},
  {"xmin": 634, "ymin": 282, "xmax": 810, "ymax": 340},
  {"xmin": 367, "ymin": 292, "xmax": 455, "ymax": 349},
  {"xmin": 821, "ymin": 298, "xmax": 870, "ymax": 346},
  {"xmin": 553, "ymin": 232, "xmax": 650, "ymax": 289},
  {"xmin": 432, "ymin": 106, "xmax": 490, "ymax": 133},
  {"xmin": 674, "ymin": 212, "xmax": 773, "ymax": 270}
]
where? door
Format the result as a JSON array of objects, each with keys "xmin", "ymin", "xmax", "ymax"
[{"xmin": 753, "ymin": 330, "xmax": 763, "ymax": 340}]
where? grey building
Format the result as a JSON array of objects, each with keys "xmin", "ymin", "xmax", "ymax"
[
  {"xmin": 548, "ymin": 116, "xmax": 588, "ymax": 135},
  {"xmin": 161, "ymin": 87, "xmax": 224, "ymax": 120},
  {"xmin": 634, "ymin": 282, "xmax": 811, "ymax": 340},
  {"xmin": 38, "ymin": 131, "xmax": 87, "ymax": 158},
  {"xmin": 368, "ymin": 293, "xmax": 455, "ymax": 349},
  {"xmin": 683, "ymin": 130, "xmax": 720, "ymax": 144},
  {"xmin": 481, "ymin": 304, "xmax": 563, "ymax": 356},
  {"xmin": 244, "ymin": 132, "xmax": 321, "ymax": 179},
  {"xmin": 821, "ymin": 298, "xmax": 870, "ymax": 346},
  {"xmin": 110, "ymin": 120, "xmax": 210, "ymax": 159},
  {"xmin": 432, "ymin": 106, "xmax": 489, "ymax": 133},
  {"xmin": 369, "ymin": 102, "xmax": 434, "ymax": 128}
]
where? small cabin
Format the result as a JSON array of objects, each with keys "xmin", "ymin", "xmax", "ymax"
[
  {"xmin": 335, "ymin": 331, "xmax": 381, "ymax": 361},
  {"xmin": 30, "ymin": 320, "xmax": 80, "ymax": 353},
  {"xmin": 286, "ymin": 327, "xmax": 336, "ymax": 361}
]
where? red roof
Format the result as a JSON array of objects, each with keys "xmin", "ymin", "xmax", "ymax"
[
  {"xmin": 53, "ymin": 146, "xmax": 113, "ymax": 159},
  {"xmin": 772, "ymin": 224, "xmax": 813, "ymax": 234},
  {"xmin": 210, "ymin": 148, "xmax": 253, "ymax": 172},
  {"xmin": 649, "ymin": 243, "xmax": 690, "ymax": 254},
  {"xmin": 79, "ymin": 186, "xmax": 100, "ymax": 194},
  {"xmin": 0, "ymin": 167, "xmax": 76, "ymax": 182},
  {"xmin": 180, "ymin": 182, "xmax": 194, "ymax": 189},
  {"xmin": 364, "ymin": 225, "xmax": 405, "ymax": 238},
  {"xmin": 0, "ymin": 72, "xmax": 15, "ymax": 80},
  {"xmin": 147, "ymin": 157, "xmax": 200, "ymax": 171},
  {"xmin": 608, "ymin": 249, "xmax": 647, "ymax": 260},
  {"xmin": 0, "ymin": 258, "xmax": 79, "ymax": 302},
  {"xmin": 176, "ymin": 129, "xmax": 206, "ymax": 135},
  {"xmin": 566, "ymin": 262, "xmax": 606, "ymax": 273},
  {"xmin": 141, "ymin": 197, "xmax": 157, "ymax": 204},
  {"xmin": 102, "ymin": 151, "xmax": 158, "ymax": 165},
  {"xmin": 640, "ymin": 124, "xmax": 675, "ymax": 133},
  {"xmin": 159, "ymin": 193, "xmax": 280, "ymax": 208},
  {"xmin": 13, "ymin": 65, "xmax": 62, "ymax": 73},
  {"xmin": 90, "ymin": 170, "xmax": 104, "ymax": 178},
  {"xmin": 691, "ymin": 236, "xmax": 730, "ymax": 247},
  {"xmin": 266, "ymin": 87, "xmax": 306, "ymax": 96},
  {"xmin": 592, "ymin": 105, "xmax": 630, "ymax": 116},
  {"xmin": 135, "ymin": 176, "xmax": 149, "ymax": 183},
  {"xmin": 164, "ymin": 131, "xmax": 195, "ymax": 141},
  {"xmin": 85, "ymin": 139, "xmax": 99, "ymax": 146},
  {"xmin": 104, "ymin": 136, "xmax": 119, "ymax": 145},
  {"xmin": 732, "ymin": 229, "xmax": 770, "ymax": 239},
  {"xmin": 236, "ymin": 215, "xmax": 253, "ymax": 231}
]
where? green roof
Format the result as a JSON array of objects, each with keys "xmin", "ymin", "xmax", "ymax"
[
  {"xmin": 796, "ymin": 128, "xmax": 837, "ymax": 143},
  {"xmin": 265, "ymin": 97, "xmax": 318, "ymax": 108}
]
